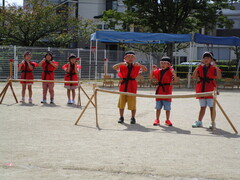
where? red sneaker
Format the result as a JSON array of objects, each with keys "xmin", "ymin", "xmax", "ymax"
[
  {"xmin": 153, "ymin": 120, "xmax": 160, "ymax": 126},
  {"xmin": 165, "ymin": 120, "xmax": 173, "ymax": 126}
]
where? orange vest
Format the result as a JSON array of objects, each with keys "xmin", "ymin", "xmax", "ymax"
[{"xmin": 196, "ymin": 65, "xmax": 216, "ymax": 99}]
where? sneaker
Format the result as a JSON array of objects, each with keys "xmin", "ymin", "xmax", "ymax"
[
  {"xmin": 67, "ymin": 100, "xmax": 72, "ymax": 104},
  {"xmin": 165, "ymin": 120, "xmax": 173, "ymax": 126},
  {"xmin": 118, "ymin": 117, "xmax": 124, "ymax": 123},
  {"xmin": 71, "ymin": 100, "xmax": 75, "ymax": 104},
  {"xmin": 192, "ymin": 121, "xmax": 203, "ymax": 128},
  {"xmin": 41, "ymin": 99, "xmax": 47, "ymax": 103},
  {"xmin": 130, "ymin": 117, "xmax": 136, "ymax": 124},
  {"xmin": 209, "ymin": 122, "xmax": 216, "ymax": 129},
  {"xmin": 20, "ymin": 98, "xmax": 25, "ymax": 103},
  {"xmin": 29, "ymin": 98, "xmax": 32, "ymax": 104},
  {"xmin": 50, "ymin": 98, "xmax": 54, "ymax": 104},
  {"xmin": 153, "ymin": 120, "xmax": 160, "ymax": 126}
]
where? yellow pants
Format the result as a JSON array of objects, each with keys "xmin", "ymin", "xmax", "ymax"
[{"xmin": 118, "ymin": 94, "xmax": 136, "ymax": 110}]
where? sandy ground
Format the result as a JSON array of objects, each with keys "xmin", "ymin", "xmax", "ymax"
[{"xmin": 0, "ymin": 82, "xmax": 240, "ymax": 180}]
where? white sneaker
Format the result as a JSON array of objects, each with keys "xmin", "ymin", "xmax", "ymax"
[
  {"xmin": 41, "ymin": 99, "xmax": 47, "ymax": 103},
  {"xmin": 29, "ymin": 98, "xmax": 33, "ymax": 104},
  {"xmin": 20, "ymin": 98, "xmax": 25, "ymax": 103},
  {"xmin": 71, "ymin": 100, "xmax": 75, "ymax": 104},
  {"xmin": 209, "ymin": 122, "xmax": 216, "ymax": 129},
  {"xmin": 67, "ymin": 100, "xmax": 72, "ymax": 104}
]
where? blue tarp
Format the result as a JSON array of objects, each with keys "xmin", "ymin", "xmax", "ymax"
[
  {"xmin": 194, "ymin": 33, "xmax": 240, "ymax": 46},
  {"xmin": 91, "ymin": 31, "xmax": 240, "ymax": 46},
  {"xmin": 91, "ymin": 31, "xmax": 192, "ymax": 44}
]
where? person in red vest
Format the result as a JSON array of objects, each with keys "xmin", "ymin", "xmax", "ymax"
[
  {"xmin": 150, "ymin": 56, "xmax": 177, "ymax": 126},
  {"xmin": 192, "ymin": 52, "xmax": 222, "ymax": 128},
  {"xmin": 38, "ymin": 51, "xmax": 58, "ymax": 104},
  {"xmin": 18, "ymin": 51, "xmax": 38, "ymax": 103},
  {"xmin": 62, "ymin": 54, "xmax": 81, "ymax": 104},
  {"xmin": 113, "ymin": 51, "xmax": 147, "ymax": 124}
]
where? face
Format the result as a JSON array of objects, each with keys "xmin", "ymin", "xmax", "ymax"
[
  {"xmin": 69, "ymin": 58, "xmax": 76, "ymax": 64},
  {"xmin": 160, "ymin": 61, "xmax": 171, "ymax": 69},
  {"xmin": 45, "ymin": 54, "xmax": 52, "ymax": 61},
  {"xmin": 24, "ymin": 54, "xmax": 32, "ymax": 61},
  {"xmin": 202, "ymin": 57, "xmax": 212, "ymax": 65},
  {"xmin": 124, "ymin": 54, "xmax": 136, "ymax": 64}
]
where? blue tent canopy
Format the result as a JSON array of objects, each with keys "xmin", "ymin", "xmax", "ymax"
[
  {"xmin": 91, "ymin": 31, "xmax": 192, "ymax": 44},
  {"xmin": 194, "ymin": 33, "xmax": 240, "ymax": 46}
]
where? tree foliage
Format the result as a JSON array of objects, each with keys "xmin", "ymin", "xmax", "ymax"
[
  {"xmin": 102, "ymin": 0, "xmax": 238, "ymax": 57},
  {"xmin": 0, "ymin": 0, "xmax": 97, "ymax": 47}
]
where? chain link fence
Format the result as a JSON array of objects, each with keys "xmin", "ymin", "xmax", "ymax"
[{"xmin": 0, "ymin": 46, "xmax": 164, "ymax": 80}]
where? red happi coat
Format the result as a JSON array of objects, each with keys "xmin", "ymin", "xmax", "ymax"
[
  {"xmin": 41, "ymin": 61, "xmax": 58, "ymax": 80},
  {"xmin": 62, "ymin": 64, "xmax": 81, "ymax": 86},
  {"xmin": 19, "ymin": 61, "xmax": 38, "ymax": 84},
  {"xmin": 118, "ymin": 64, "xmax": 141, "ymax": 93},
  {"xmin": 153, "ymin": 67, "xmax": 173, "ymax": 102},
  {"xmin": 196, "ymin": 65, "xmax": 217, "ymax": 99}
]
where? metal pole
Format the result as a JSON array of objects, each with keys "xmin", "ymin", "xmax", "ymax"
[
  {"xmin": 77, "ymin": 48, "xmax": 81, "ymax": 79},
  {"xmin": 13, "ymin": 45, "xmax": 18, "ymax": 79},
  {"xmin": 89, "ymin": 40, "xmax": 92, "ymax": 80},
  {"xmin": 95, "ymin": 40, "xmax": 98, "ymax": 80}
]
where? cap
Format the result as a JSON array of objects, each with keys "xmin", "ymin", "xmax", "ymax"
[
  {"xmin": 68, "ymin": 54, "xmax": 76, "ymax": 60},
  {"xmin": 160, "ymin": 56, "xmax": 171, "ymax": 64},
  {"xmin": 124, "ymin": 51, "xmax": 135, "ymax": 56},
  {"xmin": 202, "ymin": 52, "xmax": 213, "ymax": 59},
  {"xmin": 24, "ymin": 51, "xmax": 32, "ymax": 57}
]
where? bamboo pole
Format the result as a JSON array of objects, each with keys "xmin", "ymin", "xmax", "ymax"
[
  {"xmin": 215, "ymin": 99, "xmax": 238, "ymax": 134},
  {"xmin": 11, "ymin": 79, "xmax": 80, "ymax": 84},
  {"xmin": 94, "ymin": 89, "xmax": 99, "ymax": 128},
  {"xmin": 9, "ymin": 80, "xmax": 18, "ymax": 103},
  {"xmin": 0, "ymin": 81, "xmax": 10, "ymax": 104},
  {"xmin": 96, "ymin": 88, "xmax": 214, "ymax": 99},
  {"xmin": 74, "ymin": 93, "xmax": 95, "ymax": 125},
  {"xmin": 0, "ymin": 81, "xmax": 10, "ymax": 98},
  {"xmin": 211, "ymin": 89, "xmax": 217, "ymax": 132},
  {"xmin": 79, "ymin": 86, "xmax": 95, "ymax": 107}
]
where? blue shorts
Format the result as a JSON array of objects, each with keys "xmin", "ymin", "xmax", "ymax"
[
  {"xmin": 155, "ymin": 100, "xmax": 171, "ymax": 110},
  {"xmin": 199, "ymin": 99, "xmax": 213, "ymax": 107}
]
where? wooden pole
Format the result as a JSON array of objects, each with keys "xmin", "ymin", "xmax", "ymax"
[
  {"xmin": 77, "ymin": 84, "xmax": 81, "ymax": 107},
  {"xmin": 79, "ymin": 86, "xmax": 95, "ymax": 107},
  {"xmin": 94, "ymin": 89, "xmax": 99, "ymax": 128},
  {"xmin": 210, "ymin": 89, "xmax": 217, "ymax": 132},
  {"xmin": 9, "ymin": 80, "xmax": 18, "ymax": 103},
  {"xmin": 0, "ymin": 81, "xmax": 10, "ymax": 104},
  {"xmin": 0, "ymin": 81, "xmax": 9, "ymax": 98},
  {"xmin": 215, "ymin": 99, "xmax": 238, "ymax": 134},
  {"xmin": 74, "ymin": 93, "xmax": 95, "ymax": 125}
]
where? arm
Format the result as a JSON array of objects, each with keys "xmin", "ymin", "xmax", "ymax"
[
  {"xmin": 192, "ymin": 65, "xmax": 200, "ymax": 79},
  {"xmin": 74, "ymin": 64, "xmax": 79, "ymax": 74},
  {"xmin": 112, "ymin": 62, "xmax": 127, "ymax": 70},
  {"xmin": 38, "ymin": 58, "xmax": 45, "ymax": 67},
  {"xmin": 171, "ymin": 69, "xmax": 177, "ymax": 82},
  {"xmin": 27, "ymin": 60, "xmax": 34, "ymax": 70},
  {"xmin": 134, "ymin": 62, "xmax": 148, "ymax": 72},
  {"xmin": 213, "ymin": 63, "xmax": 222, "ymax": 79},
  {"xmin": 150, "ymin": 65, "xmax": 157, "ymax": 79},
  {"xmin": 50, "ymin": 61, "xmax": 58, "ymax": 69},
  {"xmin": 18, "ymin": 61, "xmax": 24, "ymax": 72}
]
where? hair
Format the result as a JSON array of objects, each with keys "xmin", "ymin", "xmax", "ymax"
[
  {"xmin": 24, "ymin": 51, "xmax": 32, "ymax": 57},
  {"xmin": 124, "ymin": 51, "xmax": 135, "ymax": 56},
  {"xmin": 160, "ymin": 56, "xmax": 171, "ymax": 64},
  {"xmin": 68, "ymin": 54, "xmax": 77, "ymax": 61},
  {"xmin": 44, "ymin": 51, "xmax": 53, "ymax": 61}
]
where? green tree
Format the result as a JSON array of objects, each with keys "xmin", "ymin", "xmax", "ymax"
[
  {"xmin": 0, "ymin": 0, "xmax": 97, "ymax": 47},
  {"xmin": 102, "ymin": 0, "xmax": 237, "ymax": 57}
]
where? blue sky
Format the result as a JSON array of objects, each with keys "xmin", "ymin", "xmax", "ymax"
[{"xmin": 2, "ymin": 0, "xmax": 23, "ymax": 6}]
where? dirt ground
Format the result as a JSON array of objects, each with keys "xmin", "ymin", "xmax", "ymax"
[{"xmin": 0, "ymin": 82, "xmax": 240, "ymax": 180}]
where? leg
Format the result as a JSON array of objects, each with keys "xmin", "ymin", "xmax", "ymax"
[
  {"xmin": 166, "ymin": 110, "xmax": 170, "ymax": 120},
  {"xmin": 49, "ymin": 83, "xmax": 54, "ymax": 98},
  {"xmin": 72, "ymin": 89, "xmax": 76, "ymax": 101},
  {"xmin": 198, "ymin": 107, "xmax": 207, "ymax": 121},
  {"xmin": 117, "ymin": 95, "xmax": 127, "ymax": 123},
  {"xmin": 67, "ymin": 89, "xmax": 71, "ymax": 101},
  {"xmin": 28, "ymin": 85, "xmax": 32, "ymax": 99},
  {"xmin": 156, "ymin": 109, "xmax": 161, "ymax": 120},
  {"xmin": 153, "ymin": 101, "xmax": 162, "ymax": 125},
  {"xmin": 131, "ymin": 110, "xmax": 136, "ymax": 118},
  {"xmin": 42, "ymin": 82, "xmax": 48, "ymax": 100},
  {"xmin": 21, "ymin": 83, "xmax": 27, "ymax": 99},
  {"xmin": 128, "ymin": 96, "xmax": 136, "ymax": 124}
]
